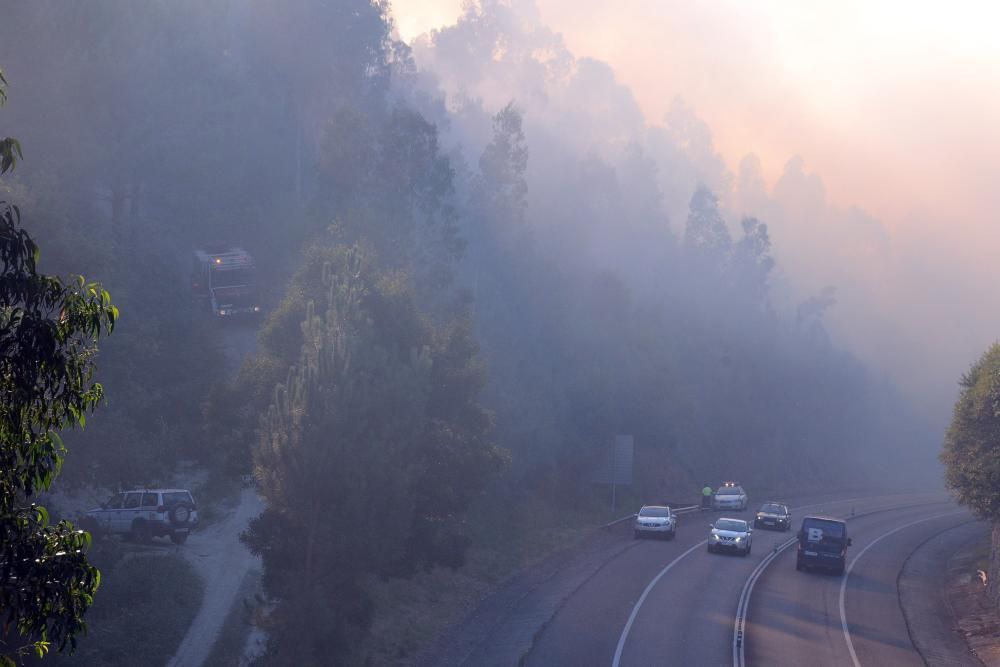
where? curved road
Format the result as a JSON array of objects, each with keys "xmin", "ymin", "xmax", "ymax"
[{"xmin": 515, "ymin": 491, "xmax": 974, "ymax": 667}]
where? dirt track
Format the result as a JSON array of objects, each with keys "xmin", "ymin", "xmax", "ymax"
[{"xmin": 166, "ymin": 487, "xmax": 263, "ymax": 667}]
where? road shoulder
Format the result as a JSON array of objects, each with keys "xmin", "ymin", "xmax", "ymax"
[
  {"xmin": 413, "ymin": 524, "xmax": 638, "ymax": 667},
  {"xmin": 898, "ymin": 519, "xmax": 989, "ymax": 667},
  {"xmin": 944, "ymin": 524, "xmax": 1000, "ymax": 666}
]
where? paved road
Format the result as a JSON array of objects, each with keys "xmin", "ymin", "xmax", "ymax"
[
  {"xmin": 896, "ymin": 520, "xmax": 986, "ymax": 667},
  {"xmin": 745, "ymin": 502, "xmax": 971, "ymax": 667},
  {"xmin": 511, "ymin": 491, "xmax": 969, "ymax": 667}
]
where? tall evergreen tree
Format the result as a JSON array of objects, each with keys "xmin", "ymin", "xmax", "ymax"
[
  {"xmin": 941, "ymin": 343, "xmax": 1000, "ymax": 606},
  {"xmin": 242, "ymin": 246, "xmax": 502, "ymax": 663},
  {"xmin": 730, "ymin": 215, "xmax": 775, "ymax": 311},
  {"xmin": 477, "ymin": 102, "xmax": 529, "ymax": 233},
  {"xmin": 684, "ymin": 185, "xmax": 731, "ymax": 265}
]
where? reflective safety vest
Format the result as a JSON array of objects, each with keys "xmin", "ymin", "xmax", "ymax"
[{"xmin": 702, "ymin": 486, "xmax": 713, "ymax": 496}]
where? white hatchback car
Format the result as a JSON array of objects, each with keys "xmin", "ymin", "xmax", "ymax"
[
  {"xmin": 85, "ymin": 488, "xmax": 198, "ymax": 545},
  {"xmin": 707, "ymin": 517, "xmax": 752, "ymax": 556},
  {"xmin": 713, "ymin": 483, "xmax": 748, "ymax": 511},
  {"xmin": 633, "ymin": 505, "xmax": 677, "ymax": 540}
]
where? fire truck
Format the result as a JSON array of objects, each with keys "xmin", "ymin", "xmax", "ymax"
[{"xmin": 190, "ymin": 245, "xmax": 260, "ymax": 317}]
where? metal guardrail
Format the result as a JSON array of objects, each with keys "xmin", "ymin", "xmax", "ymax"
[
  {"xmin": 602, "ymin": 513, "xmax": 638, "ymax": 529},
  {"xmin": 602, "ymin": 503, "xmax": 700, "ymax": 529}
]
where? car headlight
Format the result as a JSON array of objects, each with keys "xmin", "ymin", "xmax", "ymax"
[
  {"xmin": 711, "ymin": 534, "xmax": 721, "ymax": 540},
  {"xmin": 735, "ymin": 537, "xmax": 743, "ymax": 542}
]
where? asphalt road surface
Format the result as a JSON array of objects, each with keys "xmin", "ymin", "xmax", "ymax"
[{"xmin": 519, "ymin": 491, "xmax": 972, "ymax": 667}]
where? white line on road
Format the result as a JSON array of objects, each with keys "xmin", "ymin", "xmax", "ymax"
[
  {"xmin": 731, "ymin": 494, "xmax": 886, "ymax": 667},
  {"xmin": 612, "ymin": 494, "xmax": 890, "ymax": 667},
  {"xmin": 732, "ymin": 536, "xmax": 796, "ymax": 667},
  {"xmin": 733, "ymin": 496, "xmax": 953, "ymax": 667},
  {"xmin": 611, "ymin": 539, "xmax": 706, "ymax": 667},
  {"xmin": 838, "ymin": 511, "xmax": 965, "ymax": 667}
]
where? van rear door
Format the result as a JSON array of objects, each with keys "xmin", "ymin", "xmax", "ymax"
[{"xmin": 801, "ymin": 517, "xmax": 847, "ymax": 554}]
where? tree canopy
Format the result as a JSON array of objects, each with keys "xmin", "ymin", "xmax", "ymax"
[
  {"xmin": 0, "ymin": 69, "xmax": 117, "ymax": 666},
  {"xmin": 241, "ymin": 245, "xmax": 504, "ymax": 663},
  {"xmin": 942, "ymin": 343, "xmax": 1000, "ymax": 518}
]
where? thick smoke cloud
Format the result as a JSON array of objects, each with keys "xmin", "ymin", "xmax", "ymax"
[
  {"xmin": 398, "ymin": 0, "xmax": 983, "ymax": 428},
  {"xmin": 390, "ymin": 0, "xmax": 942, "ymax": 489}
]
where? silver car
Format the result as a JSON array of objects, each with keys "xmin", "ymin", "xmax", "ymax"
[
  {"xmin": 713, "ymin": 483, "xmax": 748, "ymax": 511},
  {"xmin": 707, "ymin": 517, "xmax": 752, "ymax": 556},
  {"xmin": 633, "ymin": 505, "xmax": 677, "ymax": 540}
]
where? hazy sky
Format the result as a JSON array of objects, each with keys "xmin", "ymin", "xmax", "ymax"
[
  {"xmin": 392, "ymin": 0, "xmax": 1000, "ymax": 418},
  {"xmin": 395, "ymin": 1, "xmax": 999, "ymax": 223}
]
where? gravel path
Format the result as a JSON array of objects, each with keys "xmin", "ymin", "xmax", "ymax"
[{"xmin": 166, "ymin": 487, "xmax": 263, "ymax": 667}]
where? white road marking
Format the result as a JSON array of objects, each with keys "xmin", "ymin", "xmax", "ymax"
[
  {"xmin": 732, "ymin": 536, "xmax": 796, "ymax": 667},
  {"xmin": 733, "ymin": 496, "xmax": 953, "ymax": 667},
  {"xmin": 839, "ymin": 511, "xmax": 965, "ymax": 667},
  {"xmin": 612, "ymin": 493, "xmax": 895, "ymax": 667},
  {"xmin": 611, "ymin": 539, "xmax": 706, "ymax": 667},
  {"xmin": 731, "ymin": 494, "xmax": 893, "ymax": 667}
]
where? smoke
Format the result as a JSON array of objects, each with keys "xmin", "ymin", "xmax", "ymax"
[{"xmin": 395, "ymin": 0, "xmax": 997, "ymax": 429}]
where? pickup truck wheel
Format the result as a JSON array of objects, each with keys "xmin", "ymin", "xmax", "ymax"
[{"xmin": 667, "ymin": 530, "xmax": 676, "ymax": 541}]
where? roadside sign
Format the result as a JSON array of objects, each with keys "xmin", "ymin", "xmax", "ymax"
[
  {"xmin": 610, "ymin": 435, "xmax": 633, "ymax": 512},
  {"xmin": 612, "ymin": 435, "xmax": 634, "ymax": 485}
]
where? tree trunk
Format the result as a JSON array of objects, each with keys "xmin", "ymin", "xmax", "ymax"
[{"xmin": 990, "ymin": 520, "xmax": 1000, "ymax": 606}]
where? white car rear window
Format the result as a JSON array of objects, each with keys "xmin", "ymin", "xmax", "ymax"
[{"xmin": 163, "ymin": 492, "xmax": 193, "ymax": 505}]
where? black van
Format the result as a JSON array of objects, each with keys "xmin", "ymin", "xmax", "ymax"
[{"xmin": 795, "ymin": 516, "xmax": 852, "ymax": 574}]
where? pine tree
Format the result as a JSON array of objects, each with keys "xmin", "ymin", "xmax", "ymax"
[{"xmin": 684, "ymin": 185, "xmax": 731, "ymax": 266}]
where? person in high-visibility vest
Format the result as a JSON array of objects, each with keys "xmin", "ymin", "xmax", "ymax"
[{"xmin": 701, "ymin": 484, "xmax": 714, "ymax": 509}]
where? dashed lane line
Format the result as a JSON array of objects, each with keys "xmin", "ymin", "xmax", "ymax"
[{"xmin": 612, "ymin": 493, "xmax": 924, "ymax": 667}]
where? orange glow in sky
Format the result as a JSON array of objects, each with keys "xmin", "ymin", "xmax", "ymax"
[
  {"xmin": 392, "ymin": 0, "xmax": 1000, "ymax": 413},
  {"xmin": 393, "ymin": 0, "xmax": 1000, "ymax": 227}
]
